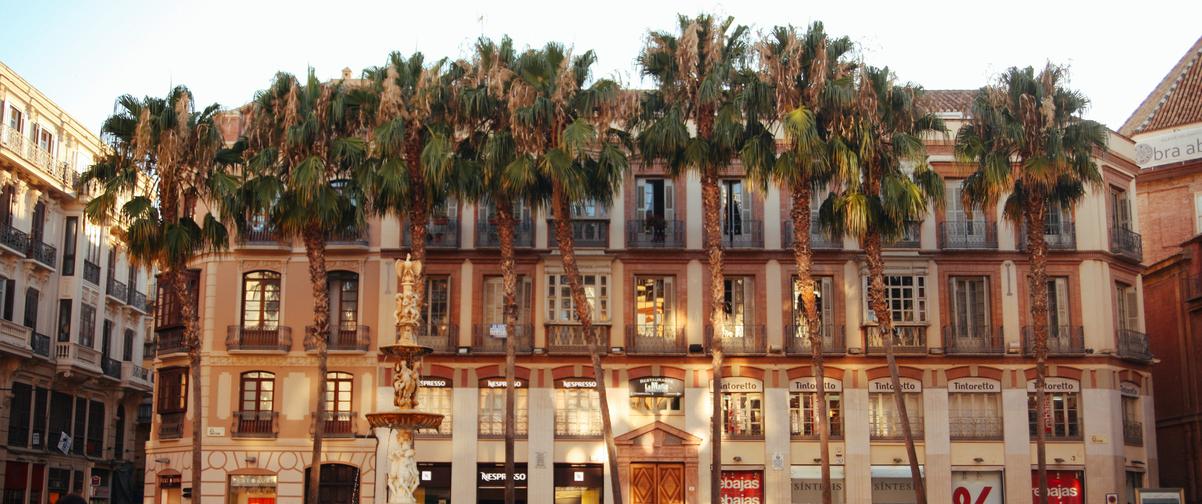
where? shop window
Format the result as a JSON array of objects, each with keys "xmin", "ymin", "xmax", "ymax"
[
  {"xmin": 478, "ymin": 379, "xmax": 527, "ymax": 437},
  {"xmin": 790, "ymin": 466, "xmax": 845, "ymax": 504},
  {"xmin": 303, "ymin": 464, "xmax": 359, "ymax": 504},
  {"xmin": 871, "ymin": 466, "xmax": 924, "ymax": 503},
  {"xmin": 554, "ymin": 464, "xmax": 603, "ymax": 504},
  {"xmin": 629, "ymin": 377, "xmax": 684, "ymax": 415},
  {"xmin": 952, "ymin": 471, "xmax": 1002, "ymax": 504},
  {"xmin": 1027, "ymin": 388, "xmax": 1081, "ymax": 440},
  {"xmin": 555, "ymin": 379, "xmax": 602, "ymax": 438},
  {"xmin": 720, "ymin": 378, "xmax": 763, "ymax": 439},
  {"xmin": 869, "ymin": 387, "xmax": 924, "ymax": 439},
  {"xmin": 416, "ymin": 463, "xmax": 451, "ymax": 503},
  {"xmin": 477, "ymin": 463, "xmax": 527, "ymax": 503},
  {"xmin": 719, "ymin": 470, "xmax": 763, "ymax": 503},
  {"xmin": 948, "ymin": 390, "xmax": 1003, "ymax": 440},
  {"xmin": 228, "ymin": 474, "xmax": 278, "ymax": 504},
  {"xmin": 789, "ymin": 390, "xmax": 842, "ymax": 439},
  {"xmin": 416, "ymin": 378, "xmax": 452, "ymax": 436}
]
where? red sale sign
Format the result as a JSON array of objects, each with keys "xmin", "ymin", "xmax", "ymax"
[
  {"xmin": 720, "ymin": 471, "xmax": 762, "ymax": 504},
  {"xmin": 1031, "ymin": 470, "xmax": 1083, "ymax": 504},
  {"xmin": 952, "ymin": 471, "xmax": 1002, "ymax": 504}
]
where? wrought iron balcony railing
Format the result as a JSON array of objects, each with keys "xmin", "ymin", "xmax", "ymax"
[
  {"xmin": 106, "ymin": 277, "xmax": 128, "ymax": 304},
  {"xmin": 475, "ymin": 219, "xmax": 534, "ymax": 248},
  {"xmin": 129, "ymin": 291, "xmax": 149, "ymax": 312},
  {"xmin": 625, "ymin": 324, "xmax": 686, "ymax": 354},
  {"xmin": 0, "ymin": 225, "xmax": 29, "ymax": 256},
  {"xmin": 704, "ymin": 324, "xmax": 767, "ymax": 355},
  {"xmin": 233, "ymin": 410, "xmax": 278, "ymax": 438},
  {"xmin": 1019, "ymin": 221, "xmax": 1077, "ymax": 251},
  {"xmin": 949, "ymin": 415, "xmax": 1003, "ymax": 440},
  {"xmin": 1117, "ymin": 329, "xmax": 1153, "ymax": 362},
  {"xmin": 719, "ymin": 218, "xmax": 764, "ymax": 249},
  {"xmin": 304, "ymin": 325, "xmax": 370, "ymax": 352},
  {"xmin": 472, "ymin": 324, "xmax": 533, "ymax": 354},
  {"xmin": 939, "ymin": 220, "xmax": 997, "ymax": 249},
  {"xmin": 157, "ymin": 327, "xmax": 188, "ymax": 356},
  {"xmin": 545, "ymin": 323, "xmax": 608, "ymax": 354},
  {"xmin": 416, "ymin": 323, "xmax": 457, "ymax": 353},
  {"xmin": 781, "ymin": 218, "xmax": 842, "ymax": 250},
  {"xmin": 1123, "ymin": 421, "xmax": 1144, "ymax": 446},
  {"xmin": 322, "ymin": 411, "xmax": 357, "ymax": 438},
  {"xmin": 101, "ymin": 356, "xmax": 122, "ymax": 380},
  {"xmin": 403, "ymin": 219, "xmax": 459, "ymax": 249},
  {"xmin": 548, "ymin": 219, "xmax": 610, "ymax": 248},
  {"xmin": 226, "ymin": 325, "xmax": 292, "ymax": 352},
  {"xmin": 1110, "ymin": 226, "xmax": 1143, "ymax": 262},
  {"xmin": 83, "ymin": 260, "xmax": 101, "ymax": 285},
  {"xmin": 1, "ymin": 124, "xmax": 85, "ymax": 190},
  {"xmin": 239, "ymin": 225, "xmax": 287, "ymax": 245},
  {"xmin": 784, "ymin": 323, "xmax": 845, "ymax": 355},
  {"xmin": 869, "ymin": 414, "xmax": 925, "ymax": 439},
  {"xmin": 27, "ymin": 240, "xmax": 56, "ymax": 268},
  {"xmin": 942, "ymin": 325, "xmax": 1005, "ymax": 355},
  {"xmin": 626, "ymin": 219, "xmax": 684, "ymax": 248},
  {"xmin": 1021, "ymin": 326, "xmax": 1086, "ymax": 356},
  {"xmin": 864, "ymin": 324, "xmax": 928, "ymax": 355},
  {"xmin": 328, "ymin": 227, "xmax": 369, "ymax": 246},
  {"xmin": 31, "ymin": 332, "xmax": 51, "ymax": 358}
]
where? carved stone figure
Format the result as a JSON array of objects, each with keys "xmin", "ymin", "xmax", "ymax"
[
  {"xmin": 393, "ymin": 360, "xmax": 419, "ymax": 410},
  {"xmin": 394, "ymin": 256, "xmax": 423, "ymax": 345}
]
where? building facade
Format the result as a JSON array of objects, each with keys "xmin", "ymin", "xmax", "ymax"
[
  {"xmin": 1130, "ymin": 35, "xmax": 1202, "ymax": 504},
  {"xmin": 0, "ymin": 61, "xmax": 156, "ymax": 503},
  {"xmin": 143, "ymin": 92, "xmax": 1156, "ymax": 504}
]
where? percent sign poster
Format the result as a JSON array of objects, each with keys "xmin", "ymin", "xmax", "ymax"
[{"xmin": 951, "ymin": 471, "xmax": 1003, "ymax": 504}]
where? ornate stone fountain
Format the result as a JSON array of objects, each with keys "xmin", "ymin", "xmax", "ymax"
[{"xmin": 366, "ymin": 257, "xmax": 444, "ymax": 504}]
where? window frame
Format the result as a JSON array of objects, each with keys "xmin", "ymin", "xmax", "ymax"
[
  {"xmin": 546, "ymin": 273, "xmax": 610, "ymax": 323},
  {"xmin": 239, "ymin": 371, "xmax": 276, "ymax": 414},
  {"xmin": 789, "ymin": 391, "xmax": 842, "ymax": 439},
  {"xmin": 477, "ymin": 383, "xmax": 528, "ymax": 438},
  {"xmin": 240, "ymin": 271, "xmax": 282, "ymax": 331},
  {"xmin": 554, "ymin": 382, "xmax": 603, "ymax": 438},
  {"xmin": 1027, "ymin": 391, "xmax": 1082, "ymax": 440},
  {"xmin": 864, "ymin": 274, "xmax": 928, "ymax": 324}
]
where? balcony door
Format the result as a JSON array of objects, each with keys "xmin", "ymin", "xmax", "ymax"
[
  {"xmin": 241, "ymin": 271, "xmax": 281, "ymax": 334},
  {"xmin": 634, "ymin": 276, "xmax": 674, "ymax": 339},
  {"xmin": 950, "ymin": 276, "xmax": 989, "ymax": 339},
  {"xmin": 946, "ymin": 182, "xmax": 986, "ymax": 243},
  {"xmin": 30, "ymin": 200, "xmax": 45, "ymax": 244},
  {"xmin": 1044, "ymin": 277, "xmax": 1071, "ymax": 339},
  {"xmin": 326, "ymin": 271, "xmax": 359, "ymax": 336},
  {"xmin": 721, "ymin": 276, "xmax": 754, "ymax": 337},
  {"xmin": 720, "ymin": 180, "xmax": 751, "ymax": 239},
  {"xmin": 791, "ymin": 277, "xmax": 832, "ymax": 339}
]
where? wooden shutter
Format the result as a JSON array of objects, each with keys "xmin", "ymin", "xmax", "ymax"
[
  {"xmin": 663, "ymin": 179, "xmax": 675, "ymax": 221},
  {"xmin": 1195, "ymin": 193, "xmax": 1202, "ymax": 235},
  {"xmin": 635, "ymin": 179, "xmax": 647, "ymax": 221}
]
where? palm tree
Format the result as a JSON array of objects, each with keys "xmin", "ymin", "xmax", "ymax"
[
  {"xmin": 637, "ymin": 14, "xmax": 752, "ymax": 499},
  {"xmin": 824, "ymin": 66, "xmax": 945, "ymax": 504},
  {"xmin": 955, "ymin": 64, "xmax": 1107, "ymax": 504},
  {"xmin": 80, "ymin": 87, "xmax": 231, "ymax": 497},
  {"xmin": 231, "ymin": 70, "xmax": 369, "ymax": 504},
  {"xmin": 450, "ymin": 35, "xmax": 546, "ymax": 504},
  {"xmin": 505, "ymin": 42, "xmax": 634, "ymax": 504},
  {"xmin": 741, "ymin": 23, "xmax": 855, "ymax": 504}
]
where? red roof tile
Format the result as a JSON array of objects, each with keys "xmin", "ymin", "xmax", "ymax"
[
  {"xmin": 1121, "ymin": 36, "xmax": 1202, "ymax": 136},
  {"xmin": 919, "ymin": 89, "xmax": 976, "ymax": 115}
]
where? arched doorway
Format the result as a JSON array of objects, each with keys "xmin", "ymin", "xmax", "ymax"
[{"xmin": 303, "ymin": 463, "xmax": 359, "ymax": 504}]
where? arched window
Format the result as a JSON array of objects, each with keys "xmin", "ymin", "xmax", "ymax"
[
  {"xmin": 241, "ymin": 271, "xmax": 281, "ymax": 331},
  {"xmin": 325, "ymin": 372, "xmax": 354, "ymax": 435}
]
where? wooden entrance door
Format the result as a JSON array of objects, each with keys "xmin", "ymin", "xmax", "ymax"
[{"xmin": 631, "ymin": 463, "xmax": 684, "ymax": 504}]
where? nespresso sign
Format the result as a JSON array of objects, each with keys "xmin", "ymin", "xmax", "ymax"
[
  {"xmin": 868, "ymin": 377, "xmax": 922, "ymax": 393},
  {"xmin": 948, "ymin": 378, "xmax": 1000, "ymax": 393},
  {"xmin": 558, "ymin": 378, "xmax": 598, "ymax": 389},
  {"xmin": 789, "ymin": 377, "xmax": 843, "ymax": 393},
  {"xmin": 420, "ymin": 378, "xmax": 450, "ymax": 388},
  {"xmin": 720, "ymin": 377, "xmax": 763, "ymax": 393},
  {"xmin": 481, "ymin": 379, "xmax": 526, "ymax": 389},
  {"xmin": 630, "ymin": 377, "xmax": 684, "ymax": 397}
]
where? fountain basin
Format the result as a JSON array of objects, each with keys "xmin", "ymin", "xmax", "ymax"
[
  {"xmin": 366, "ymin": 411, "xmax": 444, "ymax": 431},
  {"xmin": 378, "ymin": 344, "xmax": 434, "ymax": 360}
]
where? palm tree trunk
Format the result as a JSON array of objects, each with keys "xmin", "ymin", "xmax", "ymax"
[
  {"xmin": 790, "ymin": 185, "xmax": 832, "ymax": 504},
  {"xmin": 864, "ymin": 231, "xmax": 926, "ymax": 504},
  {"xmin": 550, "ymin": 185, "xmax": 624, "ymax": 504},
  {"xmin": 700, "ymin": 172, "xmax": 725, "ymax": 504},
  {"xmin": 302, "ymin": 227, "xmax": 330, "ymax": 504},
  {"xmin": 406, "ymin": 134, "xmax": 429, "ymax": 305},
  {"xmin": 497, "ymin": 199, "xmax": 519, "ymax": 504},
  {"xmin": 171, "ymin": 266, "xmax": 203, "ymax": 501},
  {"xmin": 1025, "ymin": 194, "xmax": 1051, "ymax": 504}
]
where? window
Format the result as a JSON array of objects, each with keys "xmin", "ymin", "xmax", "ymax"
[
  {"xmin": 791, "ymin": 276, "xmax": 833, "ymax": 337},
  {"xmin": 32, "ymin": 387, "xmax": 47, "ymax": 450},
  {"xmin": 423, "ymin": 276, "xmax": 450, "ymax": 336},
  {"xmin": 23, "ymin": 288, "xmax": 39, "ymax": 330},
  {"xmin": 479, "ymin": 383, "xmax": 528, "ymax": 437},
  {"xmin": 1195, "ymin": 193, "xmax": 1202, "ymax": 235},
  {"xmin": 48, "ymin": 393, "xmax": 72, "ymax": 452},
  {"xmin": 326, "ymin": 371, "xmax": 353, "ymax": 415},
  {"xmin": 0, "ymin": 275, "xmax": 12, "ymax": 320},
  {"xmin": 789, "ymin": 391, "xmax": 842, "ymax": 438},
  {"xmin": 1110, "ymin": 186, "xmax": 1132, "ymax": 231},
  {"xmin": 635, "ymin": 178, "xmax": 676, "ymax": 222},
  {"xmin": 629, "ymin": 377, "xmax": 684, "ymax": 415},
  {"xmin": 240, "ymin": 372, "xmax": 275, "ymax": 413},
  {"xmin": 547, "ymin": 274, "xmax": 609, "ymax": 322},
  {"xmin": 157, "ymin": 367, "xmax": 188, "ymax": 413},
  {"xmin": 866, "ymin": 275, "xmax": 927, "ymax": 323},
  {"xmin": 721, "ymin": 380, "xmax": 763, "ymax": 438},
  {"xmin": 416, "ymin": 380, "xmax": 452, "ymax": 436},
  {"xmin": 633, "ymin": 276, "xmax": 674, "ymax": 338},
  {"xmin": 327, "ymin": 271, "xmax": 358, "ymax": 332},
  {"xmin": 122, "ymin": 329, "xmax": 134, "ymax": 361},
  {"xmin": 72, "ymin": 398, "xmax": 85, "ymax": 455},
  {"xmin": 721, "ymin": 276, "xmax": 755, "ymax": 331},
  {"xmin": 1125, "ymin": 471, "xmax": 1144, "ymax": 504},
  {"xmin": 949, "ymin": 276, "xmax": 989, "ymax": 338},
  {"xmin": 946, "ymin": 180, "xmax": 987, "ymax": 238},
  {"xmin": 241, "ymin": 271, "xmax": 281, "ymax": 330},
  {"xmin": 720, "ymin": 179, "xmax": 751, "ymax": 236},
  {"xmin": 56, "ymin": 300, "xmax": 71, "ymax": 342},
  {"xmin": 62, "ymin": 217, "xmax": 77, "ymax": 275},
  {"xmin": 555, "ymin": 381, "xmax": 602, "ymax": 438},
  {"xmin": 1043, "ymin": 277, "xmax": 1071, "ymax": 335},
  {"xmin": 6, "ymin": 382, "xmax": 31, "ymax": 447},
  {"xmin": 483, "ymin": 276, "xmax": 532, "ymax": 326},
  {"xmin": 1122, "ymin": 394, "xmax": 1142, "ymax": 445},
  {"xmin": 948, "ymin": 392, "xmax": 1002, "ymax": 439},
  {"xmin": 569, "ymin": 200, "xmax": 608, "ymax": 219},
  {"xmin": 84, "ymin": 222, "xmax": 101, "ymax": 263},
  {"xmin": 1028, "ymin": 391, "xmax": 1081, "ymax": 439},
  {"xmin": 79, "ymin": 303, "xmax": 96, "ymax": 347},
  {"xmin": 30, "ymin": 200, "xmax": 45, "ymax": 243},
  {"xmin": 0, "ymin": 184, "xmax": 13, "ymax": 229},
  {"xmin": 86, "ymin": 400, "xmax": 104, "ymax": 458},
  {"xmin": 8, "ymin": 107, "xmax": 24, "ymax": 132},
  {"xmin": 1116, "ymin": 282, "xmax": 1139, "ymax": 333},
  {"xmin": 36, "ymin": 126, "xmax": 53, "ymax": 153},
  {"xmin": 101, "ymin": 320, "xmax": 113, "ymax": 359},
  {"xmin": 869, "ymin": 391, "xmax": 924, "ymax": 439}
]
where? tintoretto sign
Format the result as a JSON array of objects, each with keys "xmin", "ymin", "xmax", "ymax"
[
  {"xmin": 1136, "ymin": 124, "xmax": 1202, "ymax": 169},
  {"xmin": 868, "ymin": 377, "xmax": 922, "ymax": 393},
  {"xmin": 948, "ymin": 378, "xmax": 1000, "ymax": 393}
]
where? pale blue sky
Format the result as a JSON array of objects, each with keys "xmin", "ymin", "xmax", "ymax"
[{"xmin": 1, "ymin": 0, "xmax": 1198, "ymax": 134}]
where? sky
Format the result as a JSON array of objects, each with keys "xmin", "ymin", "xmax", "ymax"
[{"xmin": 1, "ymin": 0, "xmax": 1199, "ymax": 135}]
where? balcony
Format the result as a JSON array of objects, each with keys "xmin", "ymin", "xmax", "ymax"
[
  {"xmin": 120, "ymin": 362, "xmax": 153, "ymax": 391},
  {"xmin": 159, "ymin": 412, "xmax": 184, "ymax": 440},
  {"xmin": 943, "ymin": 325, "xmax": 1004, "ymax": 355},
  {"xmin": 869, "ymin": 414, "xmax": 925, "ymax": 440},
  {"xmin": 718, "ymin": 219, "xmax": 764, "ymax": 249},
  {"xmin": 0, "ymin": 125, "xmax": 85, "ymax": 191},
  {"xmin": 403, "ymin": 219, "xmax": 459, "ymax": 249},
  {"xmin": 781, "ymin": 218, "xmax": 842, "ymax": 250},
  {"xmin": 226, "ymin": 325, "xmax": 292, "ymax": 352},
  {"xmin": 238, "ymin": 225, "xmax": 288, "ymax": 247},
  {"xmin": 128, "ymin": 290, "xmax": 149, "ymax": 313},
  {"xmin": 625, "ymin": 324, "xmax": 686, "ymax": 355},
  {"xmin": 939, "ymin": 220, "xmax": 996, "ymax": 250},
  {"xmin": 1123, "ymin": 421, "xmax": 1144, "ymax": 446},
  {"xmin": 137, "ymin": 402, "xmax": 153, "ymax": 425},
  {"xmin": 304, "ymin": 325, "xmax": 370, "ymax": 353},
  {"xmin": 548, "ymin": 219, "xmax": 610, "ymax": 248},
  {"xmin": 545, "ymin": 324, "xmax": 607, "ymax": 354},
  {"xmin": 626, "ymin": 219, "xmax": 684, "ymax": 249},
  {"xmin": 26, "ymin": 240, "xmax": 56, "ymax": 269},
  {"xmin": 704, "ymin": 324, "xmax": 767, "ymax": 355},
  {"xmin": 106, "ymin": 277, "xmax": 129, "ymax": 304},
  {"xmin": 0, "ymin": 225, "xmax": 29, "ymax": 256},
  {"xmin": 101, "ymin": 356, "xmax": 122, "ymax": 380},
  {"xmin": 54, "ymin": 341, "xmax": 102, "ymax": 374},
  {"xmin": 784, "ymin": 323, "xmax": 846, "ymax": 355},
  {"xmin": 157, "ymin": 327, "xmax": 188, "ymax": 356},
  {"xmin": 883, "ymin": 222, "xmax": 922, "ymax": 249},
  {"xmin": 0, "ymin": 319, "xmax": 33, "ymax": 357},
  {"xmin": 471, "ymin": 324, "xmax": 533, "ymax": 354},
  {"xmin": 949, "ymin": 415, "xmax": 1003, "ymax": 440},
  {"xmin": 322, "ymin": 411, "xmax": 357, "ymax": 438},
  {"xmin": 1110, "ymin": 226, "xmax": 1143, "ymax": 262},
  {"xmin": 232, "ymin": 411, "xmax": 278, "ymax": 438},
  {"xmin": 83, "ymin": 260, "xmax": 101, "ymax": 285},
  {"xmin": 476, "ymin": 219, "xmax": 534, "ymax": 248},
  {"xmin": 31, "ymin": 332, "xmax": 50, "ymax": 359},
  {"xmin": 1021, "ymin": 326, "xmax": 1086, "ymax": 356},
  {"xmin": 1019, "ymin": 221, "xmax": 1077, "ymax": 251},
  {"xmin": 416, "ymin": 324, "xmax": 457, "ymax": 354},
  {"xmin": 1117, "ymin": 329, "xmax": 1153, "ymax": 362},
  {"xmin": 864, "ymin": 325, "xmax": 928, "ymax": 355},
  {"xmin": 328, "ymin": 227, "xmax": 369, "ymax": 247}
]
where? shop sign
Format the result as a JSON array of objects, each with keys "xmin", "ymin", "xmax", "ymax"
[
  {"xmin": 870, "ymin": 466, "xmax": 924, "ymax": 504},
  {"xmin": 1031, "ymin": 470, "xmax": 1083, "ymax": 504},
  {"xmin": 479, "ymin": 470, "xmax": 528, "ymax": 484},
  {"xmin": 558, "ymin": 378, "xmax": 598, "ymax": 389},
  {"xmin": 949, "ymin": 378, "xmax": 1001, "ymax": 393},
  {"xmin": 1026, "ymin": 377, "xmax": 1080, "ymax": 393},
  {"xmin": 481, "ymin": 378, "xmax": 525, "ymax": 389},
  {"xmin": 1135, "ymin": 488, "xmax": 1185, "ymax": 503},
  {"xmin": 229, "ymin": 475, "xmax": 278, "ymax": 488},
  {"xmin": 1135, "ymin": 124, "xmax": 1202, "ymax": 169},
  {"xmin": 790, "ymin": 466, "xmax": 846, "ymax": 504},
  {"xmin": 630, "ymin": 377, "xmax": 684, "ymax": 397},
  {"xmin": 420, "ymin": 377, "xmax": 450, "ymax": 388},
  {"xmin": 489, "ymin": 323, "xmax": 508, "ymax": 338},
  {"xmin": 952, "ymin": 470, "xmax": 1002, "ymax": 504},
  {"xmin": 789, "ymin": 377, "xmax": 843, "ymax": 393},
  {"xmin": 869, "ymin": 377, "xmax": 922, "ymax": 393},
  {"xmin": 1120, "ymin": 382, "xmax": 1140, "ymax": 397},
  {"xmin": 720, "ymin": 470, "xmax": 762, "ymax": 504},
  {"xmin": 720, "ymin": 377, "xmax": 763, "ymax": 393}
]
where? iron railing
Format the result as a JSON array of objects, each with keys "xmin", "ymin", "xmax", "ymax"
[
  {"xmin": 129, "ymin": 291, "xmax": 148, "ymax": 312},
  {"xmin": 322, "ymin": 411, "xmax": 357, "ymax": 438},
  {"xmin": 31, "ymin": 332, "xmax": 50, "ymax": 358},
  {"xmin": 1021, "ymin": 326, "xmax": 1086, "ymax": 356},
  {"xmin": 1117, "ymin": 329, "xmax": 1153, "ymax": 362},
  {"xmin": 304, "ymin": 325, "xmax": 370, "ymax": 352},
  {"xmin": 883, "ymin": 221, "xmax": 922, "ymax": 248},
  {"xmin": 403, "ymin": 219, "xmax": 459, "ymax": 249},
  {"xmin": 27, "ymin": 240, "xmax": 56, "ymax": 268},
  {"xmin": 704, "ymin": 324, "xmax": 767, "ymax": 355},
  {"xmin": 548, "ymin": 219, "xmax": 610, "ymax": 248},
  {"xmin": 101, "ymin": 356, "xmax": 122, "ymax": 379},
  {"xmin": 328, "ymin": 227, "xmax": 369, "ymax": 246},
  {"xmin": 472, "ymin": 324, "xmax": 533, "ymax": 354},
  {"xmin": 1019, "ymin": 221, "xmax": 1077, "ymax": 250},
  {"xmin": 1110, "ymin": 226, "xmax": 1143, "ymax": 262},
  {"xmin": 949, "ymin": 415, "xmax": 1003, "ymax": 440},
  {"xmin": 233, "ymin": 411, "xmax": 278, "ymax": 438},
  {"xmin": 475, "ymin": 219, "xmax": 534, "ymax": 248},
  {"xmin": 864, "ymin": 325, "xmax": 928, "ymax": 355},
  {"xmin": 626, "ymin": 219, "xmax": 684, "ymax": 248},
  {"xmin": 239, "ymin": 225, "xmax": 287, "ymax": 244},
  {"xmin": 106, "ymin": 277, "xmax": 128, "ymax": 304},
  {"xmin": 625, "ymin": 324, "xmax": 686, "ymax": 354},
  {"xmin": 784, "ymin": 323, "xmax": 845, "ymax": 355},
  {"xmin": 83, "ymin": 260, "xmax": 100, "ymax": 285},
  {"xmin": 226, "ymin": 325, "xmax": 292, "ymax": 352},
  {"xmin": 939, "ymin": 220, "xmax": 997, "ymax": 249},
  {"xmin": 416, "ymin": 324, "xmax": 457, "ymax": 353},
  {"xmin": 0, "ymin": 225, "xmax": 29, "ymax": 255},
  {"xmin": 719, "ymin": 218, "xmax": 764, "ymax": 249},
  {"xmin": 943, "ymin": 325, "xmax": 1005, "ymax": 355},
  {"xmin": 159, "ymin": 412, "xmax": 184, "ymax": 439},
  {"xmin": 869, "ymin": 414, "xmax": 925, "ymax": 439},
  {"xmin": 157, "ymin": 328, "xmax": 187, "ymax": 355},
  {"xmin": 781, "ymin": 218, "xmax": 842, "ymax": 250},
  {"xmin": 0, "ymin": 124, "xmax": 84, "ymax": 190},
  {"xmin": 545, "ymin": 324, "xmax": 608, "ymax": 354},
  {"xmin": 1123, "ymin": 421, "xmax": 1144, "ymax": 446}
]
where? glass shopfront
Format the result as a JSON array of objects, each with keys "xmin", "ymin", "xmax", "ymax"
[
  {"xmin": 553, "ymin": 464, "xmax": 603, "ymax": 504},
  {"xmin": 478, "ymin": 463, "xmax": 528, "ymax": 504},
  {"xmin": 1031, "ymin": 470, "xmax": 1083, "ymax": 504},
  {"xmin": 227, "ymin": 474, "xmax": 278, "ymax": 504},
  {"xmin": 790, "ymin": 465, "xmax": 845, "ymax": 504},
  {"xmin": 951, "ymin": 470, "xmax": 1002, "ymax": 504},
  {"xmin": 415, "ymin": 463, "xmax": 451, "ymax": 504},
  {"xmin": 871, "ymin": 466, "xmax": 924, "ymax": 504},
  {"xmin": 720, "ymin": 469, "xmax": 763, "ymax": 504}
]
